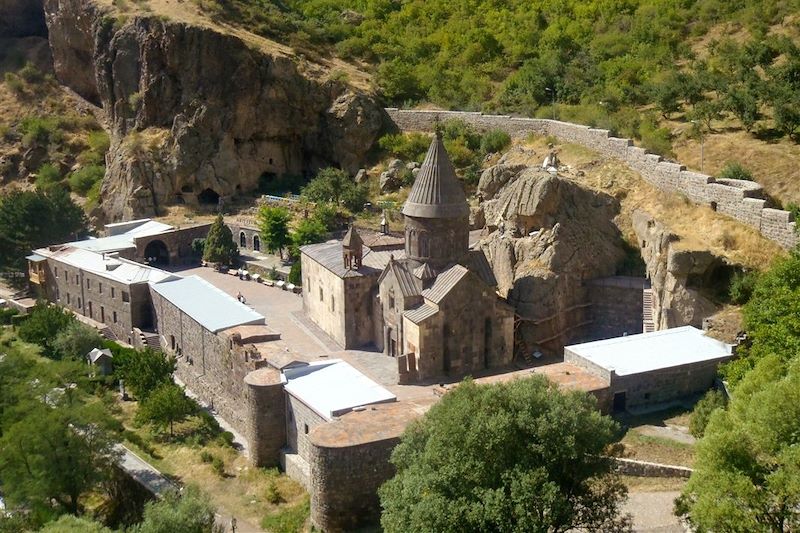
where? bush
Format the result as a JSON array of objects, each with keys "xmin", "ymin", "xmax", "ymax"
[
  {"xmin": 211, "ymin": 456, "xmax": 225, "ymax": 477},
  {"xmin": 199, "ymin": 450, "xmax": 214, "ymax": 463},
  {"xmin": 20, "ymin": 116, "xmax": 61, "ymax": 148},
  {"xmin": 717, "ymin": 161, "xmax": 755, "ymax": 181},
  {"xmin": 0, "ymin": 307, "xmax": 18, "ymax": 325},
  {"xmin": 265, "ymin": 480, "xmax": 284, "ymax": 504},
  {"xmin": 479, "ymin": 129, "xmax": 511, "ymax": 154},
  {"xmin": 35, "ymin": 163, "xmax": 62, "ymax": 188},
  {"xmin": 18, "ymin": 63, "xmax": 44, "ymax": 85},
  {"xmin": 3, "ymin": 72, "xmax": 24, "ymax": 95},
  {"xmin": 68, "ymin": 165, "xmax": 104, "ymax": 195},
  {"xmin": 378, "ymin": 132, "xmax": 431, "ymax": 162},
  {"xmin": 17, "ymin": 302, "xmax": 76, "ymax": 358},
  {"xmin": 689, "ymin": 389, "xmax": 727, "ymax": 438},
  {"xmin": 261, "ymin": 498, "xmax": 310, "ymax": 533},
  {"xmin": 288, "ymin": 261, "xmax": 301, "ymax": 285},
  {"xmin": 51, "ymin": 321, "xmax": 104, "ymax": 361},
  {"xmin": 729, "ymin": 270, "xmax": 759, "ymax": 304}
]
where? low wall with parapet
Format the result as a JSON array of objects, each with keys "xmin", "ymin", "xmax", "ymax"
[
  {"xmin": 614, "ymin": 457, "xmax": 693, "ymax": 479},
  {"xmin": 386, "ymin": 108, "xmax": 798, "ymax": 250}
]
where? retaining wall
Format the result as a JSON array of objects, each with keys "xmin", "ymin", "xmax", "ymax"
[
  {"xmin": 386, "ymin": 108, "xmax": 798, "ymax": 250},
  {"xmin": 614, "ymin": 457, "xmax": 693, "ymax": 479}
]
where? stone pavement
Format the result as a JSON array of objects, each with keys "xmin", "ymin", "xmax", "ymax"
[{"xmin": 624, "ymin": 491, "xmax": 689, "ymax": 533}]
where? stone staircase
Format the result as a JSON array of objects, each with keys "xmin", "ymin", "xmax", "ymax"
[
  {"xmin": 138, "ymin": 330, "xmax": 162, "ymax": 351},
  {"xmin": 642, "ymin": 288, "xmax": 656, "ymax": 333},
  {"xmin": 99, "ymin": 325, "xmax": 118, "ymax": 342}
]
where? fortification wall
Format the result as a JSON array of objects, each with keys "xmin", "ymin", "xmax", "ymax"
[
  {"xmin": 308, "ymin": 437, "xmax": 398, "ymax": 532},
  {"xmin": 386, "ymin": 109, "xmax": 798, "ymax": 250}
]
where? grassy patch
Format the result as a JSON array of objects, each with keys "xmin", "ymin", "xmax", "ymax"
[
  {"xmin": 261, "ymin": 496, "xmax": 310, "ymax": 533},
  {"xmin": 620, "ymin": 432, "xmax": 695, "ymax": 467}
]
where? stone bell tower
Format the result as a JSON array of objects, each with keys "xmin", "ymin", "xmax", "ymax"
[
  {"xmin": 402, "ymin": 131, "xmax": 470, "ymax": 269},
  {"xmin": 342, "ymin": 225, "xmax": 363, "ymax": 270}
]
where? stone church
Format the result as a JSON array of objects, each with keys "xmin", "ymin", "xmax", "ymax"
[{"xmin": 301, "ymin": 133, "xmax": 515, "ymax": 382}]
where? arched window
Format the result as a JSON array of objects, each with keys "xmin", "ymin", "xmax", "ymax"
[
  {"xmin": 253, "ymin": 235, "xmax": 261, "ymax": 252},
  {"xmin": 418, "ymin": 231, "xmax": 429, "ymax": 257},
  {"xmin": 240, "ymin": 231, "xmax": 247, "ymax": 248}
]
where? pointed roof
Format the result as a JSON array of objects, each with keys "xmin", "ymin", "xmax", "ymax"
[
  {"xmin": 342, "ymin": 225, "xmax": 363, "ymax": 249},
  {"xmin": 402, "ymin": 132, "xmax": 470, "ymax": 219},
  {"xmin": 413, "ymin": 262, "xmax": 436, "ymax": 282}
]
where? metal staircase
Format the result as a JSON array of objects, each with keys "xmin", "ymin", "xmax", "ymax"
[{"xmin": 642, "ymin": 288, "xmax": 656, "ymax": 333}]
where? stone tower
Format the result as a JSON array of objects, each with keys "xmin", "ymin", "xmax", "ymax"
[
  {"xmin": 402, "ymin": 132, "xmax": 470, "ymax": 269},
  {"xmin": 342, "ymin": 225, "xmax": 363, "ymax": 270}
]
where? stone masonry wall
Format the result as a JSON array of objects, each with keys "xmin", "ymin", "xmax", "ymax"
[
  {"xmin": 309, "ymin": 437, "xmax": 398, "ymax": 532},
  {"xmin": 386, "ymin": 109, "xmax": 798, "ymax": 250},
  {"xmin": 587, "ymin": 276, "xmax": 646, "ymax": 340}
]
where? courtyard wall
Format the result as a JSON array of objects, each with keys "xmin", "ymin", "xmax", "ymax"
[{"xmin": 386, "ymin": 109, "xmax": 798, "ymax": 250}]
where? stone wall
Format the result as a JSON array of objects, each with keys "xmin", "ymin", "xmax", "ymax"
[
  {"xmin": 134, "ymin": 224, "xmax": 211, "ymax": 266},
  {"xmin": 614, "ymin": 458, "xmax": 692, "ymax": 478},
  {"xmin": 386, "ymin": 109, "xmax": 798, "ymax": 250},
  {"xmin": 301, "ymin": 253, "xmax": 348, "ymax": 347},
  {"xmin": 586, "ymin": 276, "xmax": 646, "ymax": 340},
  {"xmin": 286, "ymin": 394, "xmax": 327, "ymax": 464},
  {"xmin": 244, "ymin": 368, "xmax": 286, "ymax": 467},
  {"xmin": 308, "ymin": 436, "xmax": 398, "ymax": 532}
]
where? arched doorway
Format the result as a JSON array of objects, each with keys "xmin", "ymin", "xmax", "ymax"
[
  {"xmin": 240, "ymin": 231, "xmax": 247, "ymax": 248},
  {"xmin": 198, "ymin": 188, "xmax": 220, "ymax": 205},
  {"xmin": 144, "ymin": 240, "xmax": 170, "ymax": 266},
  {"xmin": 253, "ymin": 235, "xmax": 261, "ymax": 252}
]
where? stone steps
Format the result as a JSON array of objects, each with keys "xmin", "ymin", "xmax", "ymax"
[{"xmin": 642, "ymin": 288, "xmax": 656, "ymax": 333}]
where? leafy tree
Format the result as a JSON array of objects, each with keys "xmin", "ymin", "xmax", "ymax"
[
  {"xmin": 301, "ymin": 167, "xmax": 368, "ymax": 212},
  {"xmin": 131, "ymin": 486, "xmax": 222, "ymax": 533},
  {"xmin": 257, "ymin": 206, "xmax": 292, "ymax": 259},
  {"xmin": 17, "ymin": 302, "xmax": 77, "ymax": 358},
  {"xmin": 68, "ymin": 165, "xmax": 105, "ymax": 196},
  {"xmin": 38, "ymin": 515, "xmax": 113, "ymax": 533},
  {"xmin": 689, "ymin": 389, "xmax": 727, "ymax": 438},
  {"xmin": 191, "ymin": 237, "xmax": 206, "ymax": 258},
  {"xmin": 51, "ymin": 321, "xmax": 105, "ymax": 361},
  {"xmin": 677, "ymin": 358, "xmax": 800, "ymax": 532},
  {"xmin": 723, "ymin": 82, "xmax": 762, "ymax": 131},
  {"xmin": 114, "ymin": 348, "xmax": 176, "ymax": 401},
  {"xmin": 723, "ymin": 250, "xmax": 800, "ymax": 384},
  {"xmin": 203, "ymin": 214, "xmax": 239, "ymax": 266},
  {"xmin": 729, "ymin": 270, "xmax": 759, "ymax": 305},
  {"xmin": 0, "ymin": 402, "xmax": 120, "ymax": 515},
  {"xmin": 378, "ymin": 132, "xmax": 431, "ymax": 162},
  {"xmin": 0, "ymin": 188, "xmax": 87, "ymax": 285},
  {"xmin": 480, "ymin": 129, "xmax": 511, "ymax": 155},
  {"xmin": 136, "ymin": 383, "xmax": 197, "ymax": 438},
  {"xmin": 379, "ymin": 377, "xmax": 630, "ymax": 533}
]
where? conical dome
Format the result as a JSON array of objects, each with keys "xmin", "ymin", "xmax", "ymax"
[{"xmin": 402, "ymin": 133, "xmax": 470, "ymax": 219}]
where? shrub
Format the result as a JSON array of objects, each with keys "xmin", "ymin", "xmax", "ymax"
[
  {"xmin": 689, "ymin": 389, "xmax": 727, "ymax": 438},
  {"xmin": 17, "ymin": 302, "xmax": 76, "ymax": 358},
  {"xmin": 729, "ymin": 270, "xmax": 758, "ymax": 304},
  {"xmin": 35, "ymin": 163, "xmax": 62, "ymax": 187},
  {"xmin": 717, "ymin": 161, "xmax": 755, "ymax": 181},
  {"xmin": 265, "ymin": 480, "xmax": 284, "ymax": 504},
  {"xmin": 199, "ymin": 450, "xmax": 214, "ymax": 463},
  {"xmin": 217, "ymin": 431, "xmax": 235, "ymax": 448},
  {"xmin": 18, "ymin": 63, "xmax": 44, "ymax": 84},
  {"xmin": 20, "ymin": 116, "xmax": 61, "ymax": 148},
  {"xmin": 288, "ymin": 261, "xmax": 301, "ymax": 285},
  {"xmin": 211, "ymin": 456, "xmax": 225, "ymax": 477},
  {"xmin": 639, "ymin": 123, "xmax": 674, "ymax": 158},
  {"xmin": 3, "ymin": 72, "xmax": 24, "ymax": 95},
  {"xmin": 68, "ymin": 165, "xmax": 105, "ymax": 195},
  {"xmin": 378, "ymin": 132, "xmax": 431, "ymax": 162},
  {"xmin": 86, "ymin": 179, "xmax": 103, "ymax": 210},
  {"xmin": 479, "ymin": 129, "xmax": 511, "ymax": 154},
  {"xmin": 0, "ymin": 308, "xmax": 18, "ymax": 325}
]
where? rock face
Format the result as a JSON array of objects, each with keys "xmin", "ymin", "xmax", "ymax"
[
  {"xmin": 42, "ymin": 0, "xmax": 387, "ymax": 220},
  {"xmin": 0, "ymin": 0, "xmax": 46, "ymax": 37},
  {"xmin": 477, "ymin": 165, "xmax": 626, "ymax": 355},
  {"xmin": 633, "ymin": 210, "xmax": 721, "ymax": 329},
  {"xmin": 379, "ymin": 159, "xmax": 406, "ymax": 192}
]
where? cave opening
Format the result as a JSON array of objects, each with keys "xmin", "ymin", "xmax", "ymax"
[{"xmin": 198, "ymin": 188, "xmax": 220, "ymax": 205}]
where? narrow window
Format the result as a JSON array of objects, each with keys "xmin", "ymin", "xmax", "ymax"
[
  {"xmin": 319, "ymin": 287, "xmax": 323, "ymax": 302},
  {"xmin": 331, "ymin": 295, "xmax": 335, "ymax": 312},
  {"xmin": 122, "ymin": 291, "xmax": 130, "ymax": 303},
  {"xmin": 113, "ymin": 311, "xmax": 117, "ymax": 323},
  {"xmin": 99, "ymin": 282, "xmax": 103, "ymax": 294},
  {"xmin": 111, "ymin": 287, "xmax": 115, "ymax": 299},
  {"xmin": 54, "ymin": 267, "xmax": 58, "ymax": 278},
  {"xmin": 67, "ymin": 293, "xmax": 71, "ymax": 305},
  {"xmin": 304, "ymin": 423, "xmax": 309, "ymax": 435},
  {"xmin": 86, "ymin": 278, "xmax": 90, "ymax": 289},
  {"xmin": 77, "ymin": 298, "xmax": 82, "ymax": 309},
  {"xmin": 170, "ymin": 335, "xmax": 175, "ymax": 350}
]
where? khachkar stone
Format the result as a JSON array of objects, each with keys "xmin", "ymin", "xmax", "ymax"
[{"xmin": 402, "ymin": 132, "xmax": 470, "ymax": 269}]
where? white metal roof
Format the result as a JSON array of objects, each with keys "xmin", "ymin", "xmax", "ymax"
[
  {"xmin": 37, "ymin": 246, "xmax": 177, "ymax": 285},
  {"xmin": 87, "ymin": 348, "xmax": 113, "ymax": 363},
  {"xmin": 69, "ymin": 220, "xmax": 173, "ymax": 253},
  {"xmin": 284, "ymin": 360, "xmax": 397, "ymax": 420},
  {"xmin": 150, "ymin": 275, "xmax": 265, "ymax": 333},
  {"xmin": 565, "ymin": 326, "xmax": 733, "ymax": 377}
]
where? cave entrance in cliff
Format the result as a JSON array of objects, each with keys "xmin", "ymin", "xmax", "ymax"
[
  {"xmin": 198, "ymin": 188, "xmax": 221, "ymax": 206},
  {"xmin": 144, "ymin": 240, "xmax": 170, "ymax": 266}
]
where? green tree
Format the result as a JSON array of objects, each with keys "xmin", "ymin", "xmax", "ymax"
[
  {"xmin": 291, "ymin": 217, "xmax": 327, "ymax": 256},
  {"xmin": 301, "ymin": 167, "xmax": 368, "ymax": 212},
  {"xmin": 114, "ymin": 348, "xmax": 176, "ymax": 401},
  {"xmin": 0, "ymin": 402, "xmax": 120, "ymax": 516},
  {"xmin": 136, "ymin": 383, "xmax": 197, "ymax": 438},
  {"xmin": 689, "ymin": 389, "xmax": 727, "ymax": 438},
  {"xmin": 202, "ymin": 214, "xmax": 239, "ymax": 266},
  {"xmin": 17, "ymin": 303, "xmax": 77, "ymax": 358},
  {"xmin": 677, "ymin": 358, "xmax": 800, "ymax": 532},
  {"xmin": 379, "ymin": 377, "xmax": 630, "ymax": 533},
  {"xmin": 131, "ymin": 486, "xmax": 222, "ymax": 533},
  {"xmin": 257, "ymin": 206, "xmax": 292, "ymax": 259},
  {"xmin": 51, "ymin": 321, "xmax": 105, "ymax": 361},
  {"xmin": 718, "ymin": 161, "xmax": 755, "ymax": 181},
  {"xmin": 0, "ymin": 188, "xmax": 86, "ymax": 286}
]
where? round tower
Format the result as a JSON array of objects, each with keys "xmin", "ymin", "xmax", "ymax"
[{"xmin": 402, "ymin": 132, "xmax": 470, "ymax": 268}]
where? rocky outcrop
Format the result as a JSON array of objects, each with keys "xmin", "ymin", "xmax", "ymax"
[
  {"xmin": 477, "ymin": 163, "xmax": 526, "ymax": 200},
  {"xmin": 0, "ymin": 0, "xmax": 46, "ymax": 37},
  {"xmin": 42, "ymin": 0, "xmax": 387, "ymax": 220},
  {"xmin": 633, "ymin": 210, "xmax": 721, "ymax": 329},
  {"xmin": 379, "ymin": 159, "xmax": 406, "ymax": 192},
  {"xmin": 477, "ymin": 166, "xmax": 626, "ymax": 355}
]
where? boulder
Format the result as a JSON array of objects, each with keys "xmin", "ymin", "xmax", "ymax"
[
  {"xmin": 477, "ymin": 163, "xmax": 527, "ymax": 200},
  {"xmin": 354, "ymin": 168, "xmax": 368, "ymax": 183},
  {"xmin": 379, "ymin": 159, "xmax": 406, "ymax": 192}
]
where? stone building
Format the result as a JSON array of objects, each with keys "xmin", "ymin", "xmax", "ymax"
[
  {"xmin": 564, "ymin": 326, "xmax": 733, "ymax": 411},
  {"xmin": 301, "ymin": 134, "xmax": 515, "ymax": 382}
]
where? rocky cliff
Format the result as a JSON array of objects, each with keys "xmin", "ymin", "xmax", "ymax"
[
  {"xmin": 476, "ymin": 165, "xmax": 627, "ymax": 355},
  {"xmin": 0, "ymin": 0, "xmax": 46, "ymax": 38},
  {"xmin": 632, "ymin": 210, "xmax": 724, "ymax": 330},
  {"xmin": 40, "ymin": 0, "xmax": 386, "ymax": 220}
]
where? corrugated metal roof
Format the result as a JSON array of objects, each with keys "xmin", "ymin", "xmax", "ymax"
[
  {"xmin": 421, "ymin": 264, "xmax": 469, "ymax": 303},
  {"xmin": 26, "ymin": 253, "xmax": 46, "ymax": 262},
  {"xmin": 70, "ymin": 219, "xmax": 173, "ymax": 253},
  {"xmin": 404, "ymin": 303, "xmax": 438, "ymax": 324},
  {"xmin": 284, "ymin": 360, "xmax": 396, "ymax": 420},
  {"xmin": 413, "ymin": 262, "xmax": 436, "ymax": 281},
  {"xmin": 566, "ymin": 326, "xmax": 733, "ymax": 377},
  {"xmin": 390, "ymin": 261, "xmax": 421, "ymax": 297},
  {"xmin": 151, "ymin": 275, "xmax": 265, "ymax": 333},
  {"xmin": 402, "ymin": 133, "xmax": 470, "ymax": 219}
]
